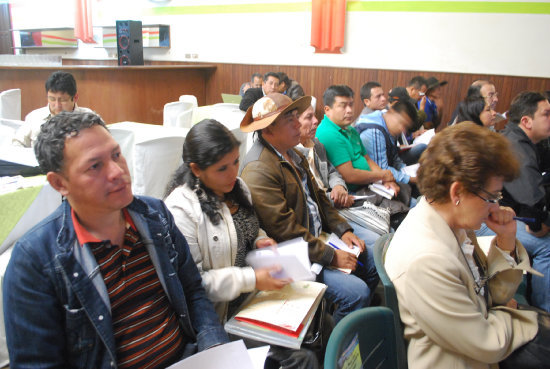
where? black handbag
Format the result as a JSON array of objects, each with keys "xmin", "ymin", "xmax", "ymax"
[
  {"xmin": 499, "ymin": 305, "xmax": 550, "ymax": 369},
  {"xmin": 264, "ymin": 298, "xmax": 334, "ymax": 369}
]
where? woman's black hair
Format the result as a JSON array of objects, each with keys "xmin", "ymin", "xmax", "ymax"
[
  {"xmin": 165, "ymin": 119, "xmax": 252, "ymax": 225},
  {"xmin": 456, "ymin": 90, "xmax": 486, "ymax": 126}
]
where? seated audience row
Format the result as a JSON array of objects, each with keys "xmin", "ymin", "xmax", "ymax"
[
  {"xmin": 239, "ymin": 71, "xmax": 304, "ymax": 112},
  {"xmin": 3, "ymin": 68, "xmax": 550, "ymax": 369}
]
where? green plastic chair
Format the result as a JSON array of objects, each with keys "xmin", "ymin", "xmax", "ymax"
[
  {"xmin": 373, "ymin": 233, "xmax": 408, "ymax": 369},
  {"xmin": 324, "ymin": 306, "xmax": 399, "ymax": 369}
]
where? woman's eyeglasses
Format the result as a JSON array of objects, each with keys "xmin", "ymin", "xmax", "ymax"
[{"xmin": 472, "ymin": 188, "xmax": 502, "ymax": 204}]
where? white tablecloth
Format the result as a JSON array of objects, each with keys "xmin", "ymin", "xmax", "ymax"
[{"xmin": 191, "ymin": 104, "xmax": 252, "ymax": 166}]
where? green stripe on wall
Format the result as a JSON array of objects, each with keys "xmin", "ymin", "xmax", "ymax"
[
  {"xmin": 348, "ymin": 1, "xmax": 550, "ymax": 14},
  {"xmin": 146, "ymin": 1, "xmax": 550, "ymax": 16},
  {"xmin": 149, "ymin": 3, "xmax": 311, "ymax": 16}
]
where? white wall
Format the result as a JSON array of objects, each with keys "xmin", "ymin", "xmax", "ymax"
[{"xmin": 9, "ymin": 0, "xmax": 550, "ymax": 78}]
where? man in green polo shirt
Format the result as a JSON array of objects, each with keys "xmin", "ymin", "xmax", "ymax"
[{"xmin": 316, "ymin": 85, "xmax": 398, "ymax": 193}]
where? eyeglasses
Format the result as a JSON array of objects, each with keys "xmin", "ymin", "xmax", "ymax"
[{"xmin": 472, "ymin": 187, "xmax": 502, "ymax": 204}]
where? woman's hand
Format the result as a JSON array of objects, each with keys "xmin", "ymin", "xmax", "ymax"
[
  {"xmin": 505, "ymin": 297, "xmax": 519, "ymax": 309},
  {"xmin": 254, "ymin": 267, "xmax": 291, "ymax": 291},
  {"xmin": 486, "ymin": 206, "xmax": 516, "ymax": 252},
  {"xmin": 255, "ymin": 238, "xmax": 276, "ymax": 249}
]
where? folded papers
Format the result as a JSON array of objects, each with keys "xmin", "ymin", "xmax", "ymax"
[{"xmin": 225, "ymin": 281, "xmax": 327, "ymax": 349}]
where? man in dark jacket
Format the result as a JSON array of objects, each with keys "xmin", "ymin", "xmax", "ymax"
[
  {"xmin": 501, "ymin": 91, "xmax": 550, "ymax": 312},
  {"xmin": 239, "ymin": 71, "xmax": 280, "ymax": 111}
]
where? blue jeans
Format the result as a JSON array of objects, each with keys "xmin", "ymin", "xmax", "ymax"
[
  {"xmin": 319, "ymin": 245, "xmax": 379, "ymax": 323},
  {"xmin": 476, "ymin": 221, "xmax": 550, "ymax": 312},
  {"xmin": 399, "ymin": 143, "xmax": 427, "ymax": 166},
  {"xmin": 346, "ymin": 219, "xmax": 381, "ymax": 247}
]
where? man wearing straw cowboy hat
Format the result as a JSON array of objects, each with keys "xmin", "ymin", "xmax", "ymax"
[{"xmin": 240, "ymin": 93, "xmax": 380, "ymax": 324}]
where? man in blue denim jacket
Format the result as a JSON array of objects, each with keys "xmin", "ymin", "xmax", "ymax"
[{"xmin": 3, "ymin": 112, "xmax": 228, "ymax": 368}]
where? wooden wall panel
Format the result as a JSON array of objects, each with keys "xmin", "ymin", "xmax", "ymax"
[
  {"xmin": 5, "ymin": 59, "xmax": 550, "ymax": 128},
  {"xmin": 0, "ymin": 64, "xmax": 215, "ymax": 124},
  {"xmin": 202, "ymin": 64, "xmax": 550, "ymax": 127}
]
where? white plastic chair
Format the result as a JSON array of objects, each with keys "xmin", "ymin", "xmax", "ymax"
[
  {"xmin": 0, "ymin": 118, "xmax": 23, "ymax": 147},
  {"xmin": 132, "ymin": 135, "xmax": 185, "ymax": 199},
  {"xmin": 108, "ymin": 127, "xmax": 136, "ymax": 181},
  {"xmin": 175, "ymin": 109, "xmax": 194, "ymax": 129},
  {"xmin": 0, "ymin": 89, "xmax": 21, "ymax": 120},
  {"xmin": 178, "ymin": 95, "xmax": 198, "ymax": 109},
  {"xmin": 163, "ymin": 101, "xmax": 194, "ymax": 127}
]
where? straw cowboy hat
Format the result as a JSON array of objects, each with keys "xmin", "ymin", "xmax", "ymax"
[{"xmin": 240, "ymin": 93, "xmax": 312, "ymax": 133}]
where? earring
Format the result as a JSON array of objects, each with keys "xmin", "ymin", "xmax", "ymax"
[
  {"xmin": 455, "ymin": 199, "xmax": 460, "ymax": 206},
  {"xmin": 194, "ymin": 176, "xmax": 207, "ymax": 201}
]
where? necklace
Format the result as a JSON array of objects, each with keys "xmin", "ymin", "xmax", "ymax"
[{"xmin": 454, "ymin": 231, "xmax": 489, "ymax": 309}]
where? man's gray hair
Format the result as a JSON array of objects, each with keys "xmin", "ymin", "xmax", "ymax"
[{"xmin": 34, "ymin": 111, "xmax": 107, "ymax": 173}]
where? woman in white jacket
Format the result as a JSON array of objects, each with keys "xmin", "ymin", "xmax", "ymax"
[
  {"xmin": 164, "ymin": 119, "xmax": 289, "ymax": 321},
  {"xmin": 164, "ymin": 120, "xmax": 322, "ymax": 369}
]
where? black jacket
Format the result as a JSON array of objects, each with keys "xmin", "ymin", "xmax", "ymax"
[
  {"xmin": 239, "ymin": 87, "xmax": 264, "ymax": 111},
  {"xmin": 502, "ymin": 123, "xmax": 550, "ymax": 231}
]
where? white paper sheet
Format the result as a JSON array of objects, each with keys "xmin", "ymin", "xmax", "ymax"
[
  {"xmin": 166, "ymin": 340, "xmax": 255, "ymax": 369},
  {"xmin": 401, "ymin": 163, "xmax": 419, "ymax": 178},
  {"xmin": 246, "ymin": 238, "xmax": 315, "ymax": 281}
]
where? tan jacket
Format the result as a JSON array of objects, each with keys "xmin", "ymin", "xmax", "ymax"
[
  {"xmin": 240, "ymin": 138, "xmax": 352, "ymax": 265},
  {"xmin": 385, "ymin": 197, "xmax": 539, "ymax": 369}
]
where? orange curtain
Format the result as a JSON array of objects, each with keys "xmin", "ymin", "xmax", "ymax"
[
  {"xmin": 311, "ymin": 0, "xmax": 347, "ymax": 54},
  {"xmin": 75, "ymin": 0, "xmax": 95, "ymax": 43}
]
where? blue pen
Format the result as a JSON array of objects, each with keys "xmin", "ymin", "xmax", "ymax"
[
  {"xmin": 329, "ymin": 242, "xmax": 365, "ymax": 267},
  {"xmin": 513, "ymin": 216, "xmax": 536, "ymax": 224}
]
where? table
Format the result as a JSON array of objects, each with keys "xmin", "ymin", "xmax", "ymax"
[
  {"xmin": 0, "ymin": 177, "xmax": 61, "ymax": 252},
  {"xmin": 0, "ymin": 177, "xmax": 62, "ymax": 366}
]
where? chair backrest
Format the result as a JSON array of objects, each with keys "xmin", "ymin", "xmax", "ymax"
[
  {"xmin": 175, "ymin": 109, "xmax": 193, "ymax": 129},
  {"xmin": 324, "ymin": 306, "xmax": 399, "ymax": 369},
  {"xmin": 179, "ymin": 94, "xmax": 198, "ymax": 108},
  {"xmin": 0, "ymin": 118, "xmax": 24, "ymax": 147},
  {"xmin": 373, "ymin": 233, "xmax": 408, "ymax": 369},
  {"xmin": 0, "ymin": 89, "xmax": 21, "ymax": 120},
  {"xmin": 163, "ymin": 101, "xmax": 194, "ymax": 127},
  {"xmin": 132, "ymin": 135, "xmax": 185, "ymax": 199}
]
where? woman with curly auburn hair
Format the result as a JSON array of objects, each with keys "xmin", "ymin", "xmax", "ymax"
[{"xmin": 384, "ymin": 122, "xmax": 546, "ymax": 369}]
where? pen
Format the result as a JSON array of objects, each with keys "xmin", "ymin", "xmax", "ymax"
[
  {"xmin": 513, "ymin": 216, "xmax": 536, "ymax": 224},
  {"xmin": 328, "ymin": 242, "xmax": 365, "ymax": 267}
]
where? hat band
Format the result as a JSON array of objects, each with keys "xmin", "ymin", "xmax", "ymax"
[{"xmin": 253, "ymin": 105, "xmax": 288, "ymax": 121}]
